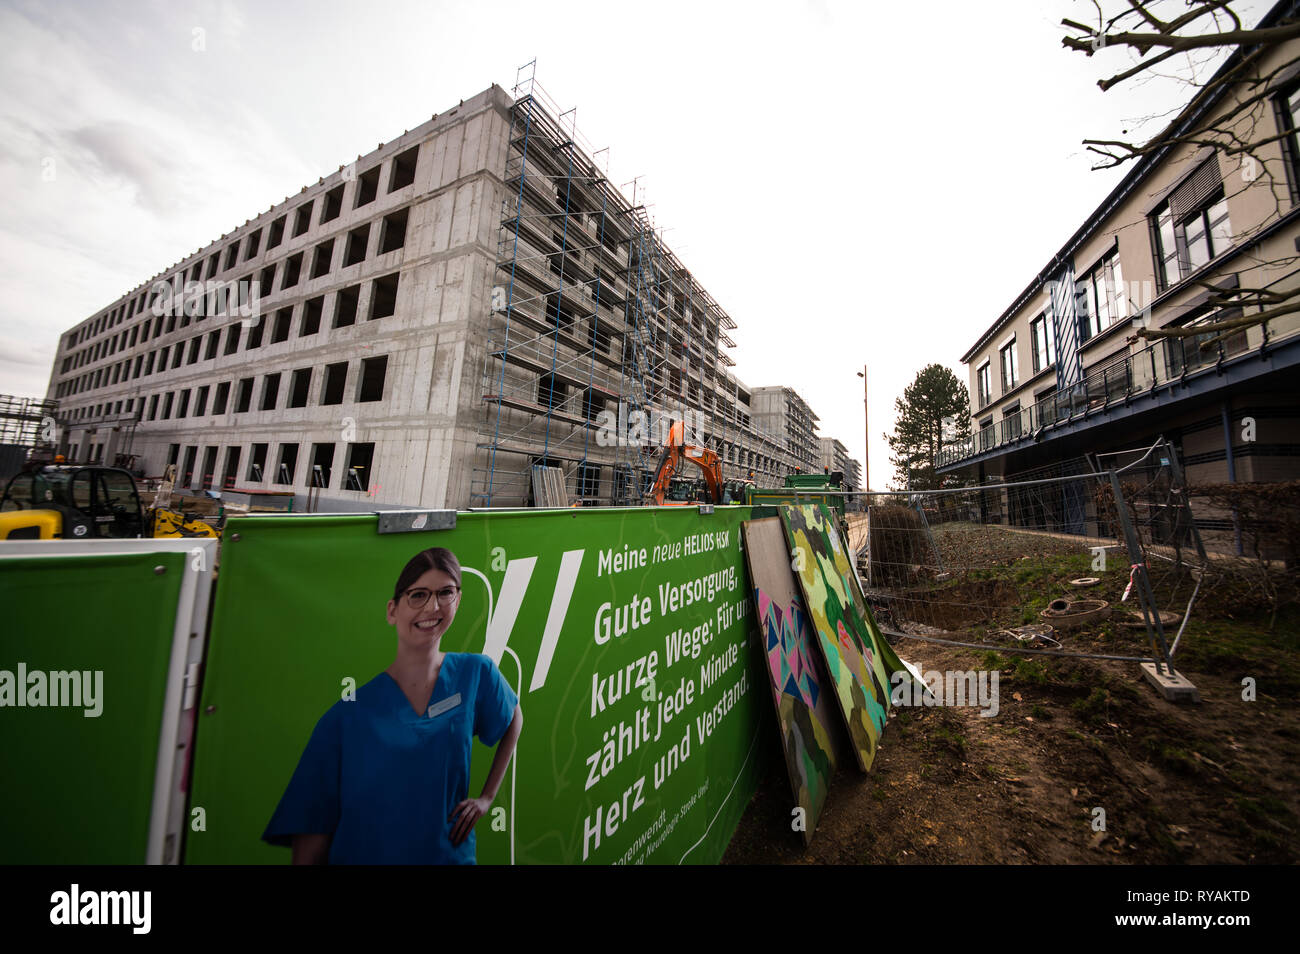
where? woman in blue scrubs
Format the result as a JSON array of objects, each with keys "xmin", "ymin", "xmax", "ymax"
[{"xmin": 263, "ymin": 547, "xmax": 523, "ymax": 864}]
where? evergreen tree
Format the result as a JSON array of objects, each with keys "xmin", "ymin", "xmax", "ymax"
[{"xmin": 885, "ymin": 364, "xmax": 971, "ymax": 490}]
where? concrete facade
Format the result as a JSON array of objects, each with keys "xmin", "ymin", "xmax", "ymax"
[
  {"xmin": 818, "ymin": 436, "xmax": 861, "ymax": 492},
  {"xmin": 750, "ymin": 386, "xmax": 820, "ymax": 474},
  {"xmin": 45, "ymin": 85, "xmax": 831, "ymax": 509}
]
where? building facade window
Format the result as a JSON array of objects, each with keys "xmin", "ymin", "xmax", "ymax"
[
  {"xmin": 1076, "ymin": 247, "xmax": 1126, "ymax": 341},
  {"xmin": 1150, "ymin": 160, "xmax": 1231, "ymax": 289},
  {"xmin": 999, "ymin": 337, "xmax": 1018, "ymax": 392},
  {"xmin": 1002, "ymin": 402, "xmax": 1022, "ymax": 442},
  {"xmin": 235, "ymin": 377, "xmax": 254, "ymax": 413},
  {"xmin": 276, "ymin": 443, "xmax": 298, "ymax": 485},
  {"xmin": 344, "ymin": 442, "xmax": 375, "ymax": 491},
  {"xmin": 321, "ymin": 362, "xmax": 348, "ymax": 405},
  {"xmin": 310, "ymin": 443, "xmax": 335, "ymax": 488},
  {"xmin": 1030, "ymin": 313, "xmax": 1056, "ymax": 373},
  {"xmin": 289, "ymin": 368, "xmax": 312, "ymax": 407},
  {"xmin": 357, "ymin": 355, "xmax": 387, "ymax": 402},
  {"xmin": 1275, "ymin": 81, "xmax": 1300, "ymax": 204},
  {"xmin": 248, "ymin": 443, "xmax": 269, "ymax": 482},
  {"xmin": 578, "ymin": 463, "xmax": 600, "ymax": 501},
  {"xmin": 976, "ymin": 361, "xmax": 991, "ymax": 409}
]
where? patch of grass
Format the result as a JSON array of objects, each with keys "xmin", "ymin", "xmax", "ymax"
[
  {"xmin": 1071, "ymin": 687, "xmax": 1114, "ymax": 725},
  {"xmin": 871, "ymin": 787, "xmax": 888, "ymax": 802},
  {"xmin": 1030, "ymin": 703, "xmax": 1051, "ymax": 720},
  {"xmin": 1235, "ymin": 794, "xmax": 1293, "ymax": 822},
  {"xmin": 1005, "ymin": 655, "xmax": 1050, "ymax": 686},
  {"xmin": 1157, "ymin": 745, "xmax": 1201, "ymax": 776},
  {"xmin": 930, "ymin": 724, "xmax": 967, "ymax": 758},
  {"xmin": 1066, "ymin": 728, "xmax": 1105, "ymax": 752}
]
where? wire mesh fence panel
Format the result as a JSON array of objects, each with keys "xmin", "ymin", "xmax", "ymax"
[{"xmin": 839, "ymin": 442, "xmax": 1207, "ymax": 666}]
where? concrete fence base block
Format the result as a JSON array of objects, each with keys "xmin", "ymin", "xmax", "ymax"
[{"xmin": 1140, "ymin": 662, "xmax": 1201, "ymax": 703}]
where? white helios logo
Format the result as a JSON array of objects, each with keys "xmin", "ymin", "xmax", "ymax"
[
  {"xmin": 477, "ymin": 550, "xmax": 585, "ymax": 693},
  {"xmin": 0, "ymin": 664, "xmax": 102, "ymax": 717},
  {"xmin": 890, "ymin": 669, "xmax": 999, "ymax": 718},
  {"xmin": 50, "ymin": 884, "xmax": 150, "ymax": 934}
]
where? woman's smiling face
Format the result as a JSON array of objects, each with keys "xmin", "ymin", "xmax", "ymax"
[{"xmin": 387, "ymin": 567, "xmax": 460, "ymax": 648}]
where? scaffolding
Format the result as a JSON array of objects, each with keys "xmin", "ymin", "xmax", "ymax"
[
  {"xmin": 0, "ymin": 394, "xmax": 58, "ymax": 448},
  {"xmin": 472, "ymin": 65, "xmax": 742, "ymax": 508}
]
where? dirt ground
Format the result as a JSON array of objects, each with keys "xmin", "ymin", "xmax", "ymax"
[{"xmin": 723, "ymin": 530, "xmax": 1300, "ymax": 864}]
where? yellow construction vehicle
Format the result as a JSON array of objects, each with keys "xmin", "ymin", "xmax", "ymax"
[{"xmin": 0, "ymin": 464, "xmax": 218, "ymax": 540}]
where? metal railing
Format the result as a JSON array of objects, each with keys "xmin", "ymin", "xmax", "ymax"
[{"xmin": 939, "ymin": 327, "xmax": 1256, "ymax": 469}]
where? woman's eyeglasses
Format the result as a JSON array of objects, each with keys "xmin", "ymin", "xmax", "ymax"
[{"xmin": 403, "ymin": 586, "xmax": 460, "ymax": 609}]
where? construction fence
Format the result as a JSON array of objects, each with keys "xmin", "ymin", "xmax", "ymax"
[{"xmin": 844, "ymin": 440, "xmax": 1216, "ymax": 671}]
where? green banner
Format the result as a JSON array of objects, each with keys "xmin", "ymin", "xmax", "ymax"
[
  {"xmin": 188, "ymin": 505, "xmax": 767, "ymax": 864},
  {"xmin": 0, "ymin": 551, "xmax": 185, "ymax": 863}
]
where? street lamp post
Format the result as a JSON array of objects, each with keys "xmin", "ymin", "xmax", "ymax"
[{"xmin": 856, "ymin": 366, "xmax": 868, "ymax": 493}]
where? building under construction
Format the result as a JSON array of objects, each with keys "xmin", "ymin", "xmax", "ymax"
[
  {"xmin": 0, "ymin": 394, "xmax": 58, "ymax": 480},
  {"xmin": 44, "ymin": 72, "xmax": 839, "ymax": 509}
]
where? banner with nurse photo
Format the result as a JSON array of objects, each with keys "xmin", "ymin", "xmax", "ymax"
[{"xmin": 186, "ymin": 505, "xmax": 766, "ymax": 865}]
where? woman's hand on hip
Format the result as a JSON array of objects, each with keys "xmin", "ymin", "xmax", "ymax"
[{"xmin": 449, "ymin": 795, "xmax": 492, "ymax": 845}]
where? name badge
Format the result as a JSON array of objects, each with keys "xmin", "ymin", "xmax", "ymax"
[{"xmin": 426, "ymin": 693, "xmax": 462, "ymax": 719}]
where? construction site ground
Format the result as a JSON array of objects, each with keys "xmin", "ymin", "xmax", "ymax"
[{"xmin": 723, "ymin": 525, "xmax": 1300, "ymax": 865}]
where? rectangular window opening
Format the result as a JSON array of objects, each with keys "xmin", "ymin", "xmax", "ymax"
[
  {"xmin": 292, "ymin": 201, "xmax": 313, "ymax": 237},
  {"xmin": 248, "ymin": 443, "xmax": 269, "ymax": 483},
  {"xmin": 222, "ymin": 446, "xmax": 241, "ymax": 489},
  {"xmin": 344, "ymin": 224, "xmax": 369, "ymax": 267},
  {"xmin": 321, "ymin": 184, "xmax": 345, "ymax": 223},
  {"xmin": 289, "ymin": 367, "xmax": 312, "ymax": 407},
  {"xmin": 234, "ymin": 377, "xmax": 254, "ymax": 413},
  {"xmin": 322, "ymin": 362, "xmax": 348, "ymax": 405},
  {"xmin": 379, "ymin": 208, "xmax": 409, "ymax": 254},
  {"xmin": 370, "ymin": 272, "xmax": 399, "ymax": 319},
  {"xmin": 358, "ymin": 354, "xmax": 387, "ymax": 402},
  {"xmin": 311, "ymin": 238, "xmax": 335, "ymax": 279},
  {"xmin": 275, "ymin": 443, "xmax": 299, "ymax": 485},
  {"xmin": 389, "ymin": 146, "xmax": 418, "ymax": 191},
  {"xmin": 310, "ymin": 443, "xmax": 335, "ymax": 488},
  {"xmin": 272, "ymin": 307, "xmax": 292, "ymax": 343},
  {"xmin": 344, "ymin": 442, "xmax": 375, "ymax": 491},
  {"xmin": 301, "ymin": 297, "xmax": 323, "ymax": 336},
  {"xmin": 282, "ymin": 252, "xmax": 303, "ymax": 289},
  {"xmin": 261, "ymin": 372, "xmax": 281, "ymax": 411},
  {"xmin": 267, "ymin": 215, "xmax": 286, "ymax": 249},
  {"xmin": 355, "ymin": 167, "xmax": 380, "ymax": 207},
  {"xmin": 334, "ymin": 285, "xmax": 360, "ymax": 328}
]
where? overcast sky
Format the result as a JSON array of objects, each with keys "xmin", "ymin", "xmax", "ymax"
[{"xmin": 0, "ymin": 0, "xmax": 1272, "ymax": 487}]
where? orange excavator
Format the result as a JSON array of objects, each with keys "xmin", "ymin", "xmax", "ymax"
[{"xmin": 647, "ymin": 419, "xmax": 725, "ymax": 506}]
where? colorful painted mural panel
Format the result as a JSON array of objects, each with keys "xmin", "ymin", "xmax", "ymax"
[
  {"xmin": 779, "ymin": 503, "xmax": 895, "ymax": 771},
  {"xmin": 741, "ymin": 518, "xmax": 837, "ymax": 844}
]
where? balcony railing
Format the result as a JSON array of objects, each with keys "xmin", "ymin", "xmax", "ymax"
[{"xmin": 938, "ymin": 327, "xmax": 1254, "ymax": 469}]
